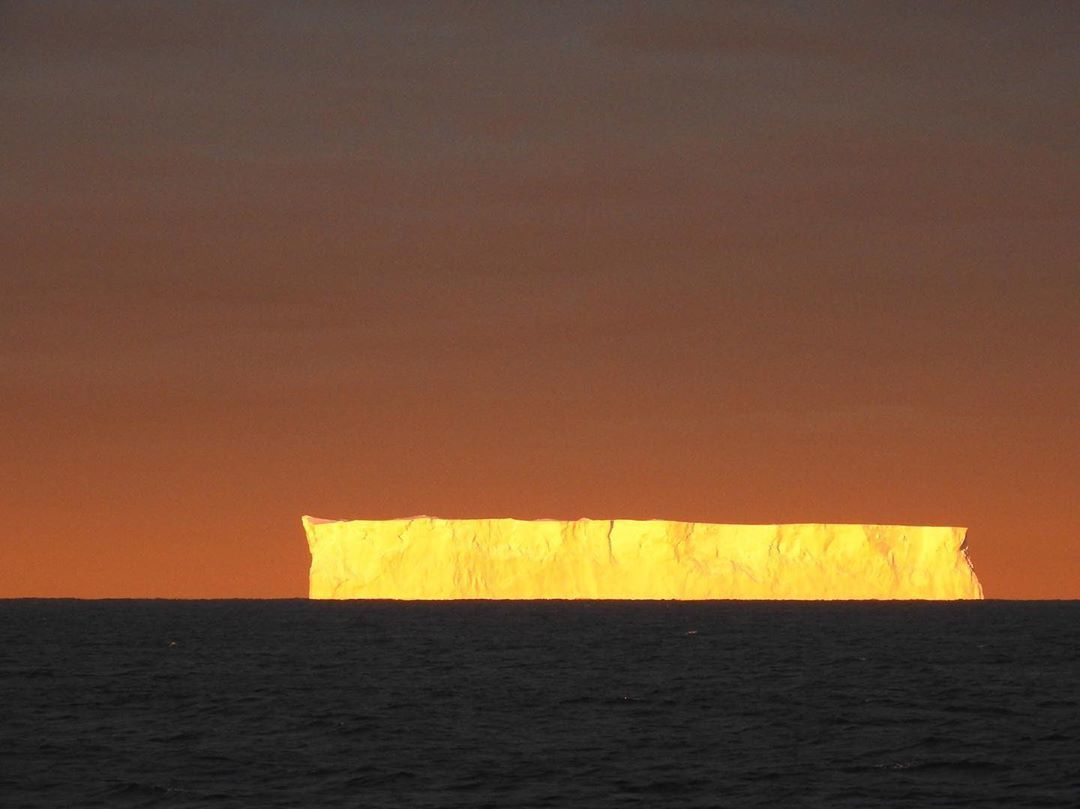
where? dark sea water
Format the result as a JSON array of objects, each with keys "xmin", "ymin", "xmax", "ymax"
[{"xmin": 1, "ymin": 601, "xmax": 1077, "ymax": 808}]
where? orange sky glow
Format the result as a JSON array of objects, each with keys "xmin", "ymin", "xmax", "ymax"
[{"xmin": 2, "ymin": 3, "xmax": 1077, "ymax": 598}]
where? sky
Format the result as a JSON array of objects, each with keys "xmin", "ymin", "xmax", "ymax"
[{"xmin": 2, "ymin": 1, "xmax": 1078, "ymax": 598}]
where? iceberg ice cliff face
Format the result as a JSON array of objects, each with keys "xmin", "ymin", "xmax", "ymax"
[{"xmin": 303, "ymin": 517, "xmax": 983, "ymax": 600}]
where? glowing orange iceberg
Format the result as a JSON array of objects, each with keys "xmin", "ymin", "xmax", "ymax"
[{"xmin": 303, "ymin": 516, "xmax": 983, "ymax": 600}]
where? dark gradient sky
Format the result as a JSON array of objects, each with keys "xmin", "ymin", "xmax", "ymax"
[{"xmin": 2, "ymin": 2, "xmax": 1078, "ymax": 597}]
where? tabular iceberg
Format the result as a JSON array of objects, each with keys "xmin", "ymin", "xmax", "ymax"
[{"xmin": 303, "ymin": 516, "xmax": 983, "ymax": 600}]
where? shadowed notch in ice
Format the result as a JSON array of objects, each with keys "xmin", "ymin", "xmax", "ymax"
[{"xmin": 302, "ymin": 517, "xmax": 984, "ymax": 600}]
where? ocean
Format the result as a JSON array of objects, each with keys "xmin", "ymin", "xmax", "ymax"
[{"xmin": 1, "ymin": 600, "xmax": 1077, "ymax": 807}]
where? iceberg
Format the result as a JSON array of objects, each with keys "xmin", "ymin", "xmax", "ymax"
[{"xmin": 303, "ymin": 516, "xmax": 983, "ymax": 600}]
